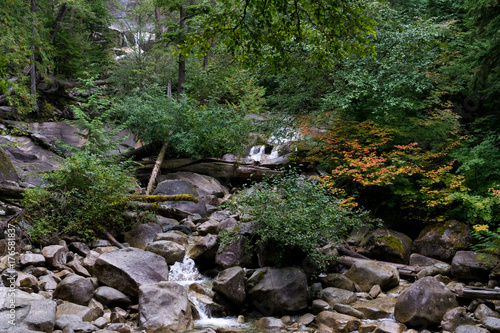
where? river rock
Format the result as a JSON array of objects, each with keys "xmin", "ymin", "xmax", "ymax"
[
  {"xmin": 20, "ymin": 253, "xmax": 46, "ymax": 266},
  {"xmin": 139, "ymin": 281, "xmax": 193, "ymax": 333},
  {"xmin": 483, "ymin": 316, "xmax": 500, "ymax": 332},
  {"xmin": 54, "ymin": 274, "xmax": 95, "ymax": 305},
  {"xmin": 40, "ymin": 274, "xmax": 58, "ymax": 290},
  {"xmin": 352, "ymin": 296, "xmax": 397, "ymax": 320},
  {"xmin": 63, "ymin": 321, "xmax": 99, "ymax": 332},
  {"xmin": 316, "ymin": 311, "xmax": 361, "ymax": 333},
  {"xmin": 145, "ymin": 240, "xmax": 186, "ymax": 265},
  {"xmin": 455, "ymin": 325, "xmax": 490, "ymax": 333},
  {"xmin": 213, "ymin": 266, "xmax": 246, "ymax": 305},
  {"xmin": 0, "ymin": 146, "xmax": 19, "ymax": 184},
  {"xmin": 441, "ymin": 307, "xmax": 475, "ymax": 331},
  {"xmin": 345, "ymin": 261, "xmax": 399, "ymax": 292},
  {"xmin": 69, "ymin": 242, "xmax": 91, "ymax": 257},
  {"xmin": 321, "ymin": 287, "xmax": 357, "ymax": 307},
  {"xmin": 333, "ymin": 304, "xmax": 365, "ymax": 319},
  {"xmin": 475, "ymin": 304, "xmax": 500, "ymax": 321},
  {"xmin": 124, "ymin": 223, "xmax": 163, "ymax": 250},
  {"xmin": 215, "ymin": 236, "xmax": 253, "ymax": 268},
  {"xmin": 55, "ymin": 314, "xmax": 83, "ymax": 330},
  {"xmin": 163, "ymin": 172, "xmax": 229, "ymax": 198},
  {"xmin": 82, "ymin": 250, "xmax": 100, "ymax": 275},
  {"xmin": 319, "ymin": 273, "xmax": 357, "ymax": 292},
  {"xmin": 197, "ymin": 219, "xmax": 220, "ymax": 235},
  {"xmin": 93, "ymin": 248, "xmax": 169, "ymax": 297},
  {"xmin": 451, "ymin": 251, "xmax": 498, "ymax": 281},
  {"xmin": 154, "ymin": 231, "xmax": 189, "ymax": 247},
  {"xmin": 42, "ymin": 244, "xmax": 68, "ymax": 268},
  {"xmin": 66, "ymin": 259, "xmax": 91, "ymax": 277},
  {"xmin": 247, "ymin": 267, "xmax": 308, "ymax": 315},
  {"xmin": 189, "ymin": 234, "xmax": 218, "ymax": 261},
  {"xmin": 56, "ymin": 302, "xmax": 103, "ymax": 322},
  {"xmin": 257, "ymin": 317, "xmax": 286, "ymax": 332},
  {"xmin": 358, "ymin": 229, "xmax": 413, "ymax": 264},
  {"xmin": 0, "ymin": 287, "xmax": 57, "ymax": 332},
  {"xmin": 153, "ymin": 179, "xmax": 207, "ymax": 216},
  {"xmin": 394, "ymin": 276, "xmax": 458, "ymax": 327},
  {"xmin": 94, "ymin": 286, "xmax": 132, "ymax": 308},
  {"xmin": 412, "ymin": 220, "xmax": 471, "ymax": 261},
  {"xmin": 312, "ymin": 299, "xmax": 331, "ymax": 314},
  {"xmin": 373, "ymin": 320, "xmax": 406, "ymax": 333}
]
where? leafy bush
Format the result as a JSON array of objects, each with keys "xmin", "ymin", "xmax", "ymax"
[
  {"xmin": 224, "ymin": 169, "xmax": 377, "ymax": 270},
  {"xmin": 22, "ymin": 150, "xmax": 136, "ymax": 242},
  {"xmin": 113, "ymin": 85, "xmax": 255, "ymax": 158}
]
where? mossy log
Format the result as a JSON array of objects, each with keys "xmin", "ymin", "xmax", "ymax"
[
  {"xmin": 130, "ymin": 202, "xmax": 193, "ymax": 219},
  {"xmin": 127, "ymin": 194, "xmax": 199, "ymax": 203}
]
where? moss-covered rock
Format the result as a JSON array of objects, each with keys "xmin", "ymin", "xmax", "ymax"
[
  {"xmin": 358, "ymin": 228, "xmax": 413, "ymax": 264},
  {"xmin": 0, "ymin": 147, "xmax": 18, "ymax": 184}
]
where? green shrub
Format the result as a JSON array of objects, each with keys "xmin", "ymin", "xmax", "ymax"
[
  {"xmin": 22, "ymin": 150, "xmax": 136, "ymax": 242},
  {"xmin": 224, "ymin": 169, "xmax": 379, "ymax": 271}
]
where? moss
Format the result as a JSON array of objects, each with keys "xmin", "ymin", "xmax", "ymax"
[
  {"xmin": 378, "ymin": 234, "xmax": 405, "ymax": 254},
  {"xmin": 128, "ymin": 194, "xmax": 199, "ymax": 203},
  {"xmin": 0, "ymin": 147, "xmax": 18, "ymax": 181}
]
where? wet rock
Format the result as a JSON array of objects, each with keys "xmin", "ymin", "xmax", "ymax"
[
  {"xmin": 455, "ymin": 325, "xmax": 489, "ymax": 333},
  {"xmin": 42, "ymin": 244, "xmax": 68, "ymax": 268},
  {"xmin": 153, "ymin": 231, "xmax": 189, "ymax": 247},
  {"xmin": 321, "ymin": 287, "xmax": 357, "ymax": 307},
  {"xmin": 358, "ymin": 229, "xmax": 413, "ymax": 264},
  {"xmin": 345, "ymin": 261, "xmax": 399, "ymax": 292},
  {"xmin": 474, "ymin": 303, "xmax": 500, "ymax": 321},
  {"xmin": 145, "ymin": 240, "xmax": 186, "ymax": 265},
  {"xmin": 215, "ymin": 236, "xmax": 253, "ymax": 268},
  {"xmin": 394, "ymin": 276, "xmax": 458, "ymax": 327},
  {"xmin": 139, "ymin": 281, "xmax": 193, "ymax": 333},
  {"xmin": 298, "ymin": 313, "xmax": 315, "ymax": 326},
  {"xmin": 124, "ymin": 223, "xmax": 163, "ymax": 250},
  {"xmin": 190, "ymin": 292, "xmax": 225, "ymax": 317},
  {"xmin": 257, "ymin": 317, "xmax": 286, "ymax": 332},
  {"xmin": 213, "ymin": 266, "xmax": 246, "ymax": 305},
  {"xmin": 0, "ymin": 287, "xmax": 57, "ymax": 332},
  {"xmin": 93, "ymin": 248, "xmax": 169, "ymax": 297},
  {"xmin": 189, "ymin": 234, "xmax": 218, "ymax": 261},
  {"xmin": 311, "ymin": 299, "xmax": 331, "ymax": 314},
  {"xmin": 247, "ymin": 267, "xmax": 308, "ymax": 315},
  {"xmin": 54, "ymin": 274, "xmax": 95, "ymax": 305},
  {"xmin": 94, "ymin": 286, "xmax": 132, "ymax": 308},
  {"xmin": 317, "ymin": 311, "xmax": 361, "ymax": 333},
  {"xmin": 333, "ymin": 304, "xmax": 365, "ymax": 319},
  {"xmin": 412, "ymin": 220, "xmax": 471, "ymax": 261},
  {"xmin": 56, "ymin": 302, "xmax": 103, "ymax": 322},
  {"xmin": 319, "ymin": 273, "xmax": 357, "ymax": 292},
  {"xmin": 353, "ymin": 296, "xmax": 397, "ymax": 320},
  {"xmin": 373, "ymin": 320, "xmax": 406, "ymax": 333},
  {"xmin": 451, "ymin": 251, "xmax": 498, "ymax": 281},
  {"xmin": 441, "ymin": 307, "xmax": 475, "ymax": 332},
  {"xmin": 20, "ymin": 253, "xmax": 46, "ymax": 266}
]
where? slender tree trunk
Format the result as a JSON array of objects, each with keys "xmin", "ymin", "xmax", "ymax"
[
  {"xmin": 178, "ymin": 4, "xmax": 186, "ymax": 95},
  {"xmin": 30, "ymin": 0, "xmax": 38, "ymax": 114},
  {"xmin": 145, "ymin": 143, "xmax": 168, "ymax": 195},
  {"xmin": 51, "ymin": 1, "xmax": 67, "ymax": 42},
  {"xmin": 167, "ymin": 79, "xmax": 172, "ymax": 98}
]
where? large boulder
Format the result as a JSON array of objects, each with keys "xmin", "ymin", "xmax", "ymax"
[
  {"xmin": 124, "ymin": 223, "xmax": 163, "ymax": 250},
  {"xmin": 0, "ymin": 146, "xmax": 19, "ymax": 185},
  {"xmin": 139, "ymin": 281, "xmax": 193, "ymax": 333},
  {"xmin": 321, "ymin": 287, "xmax": 357, "ymax": 307},
  {"xmin": 394, "ymin": 276, "xmax": 458, "ymax": 327},
  {"xmin": 215, "ymin": 236, "xmax": 253, "ymax": 268},
  {"xmin": 163, "ymin": 172, "xmax": 229, "ymax": 198},
  {"xmin": 352, "ymin": 296, "xmax": 397, "ymax": 320},
  {"xmin": 319, "ymin": 273, "xmax": 357, "ymax": 292},
  {"xmin": 41, "ymin": 244, "xmax": 68, "ymax": 269},
  {"xmin": 212, "ymin": 266, "xmax": 246, "ymax": 306},
  {"xmin": 246, "ymin": 267, "xmax": 308, "ymax": 315},
  {"xmin": 412, "ymin": 220, "xmax": 471, "ymax": 261},
  {"xmin": 53, "ymin": 274, "xmax": 95, "ymax": 305},
  {"xmin": 344, "ymin": 261, "xmax": 399, "ymax": 292},
  {"xmin": 189, "ymin": 234, "xmax": 218, "ymax": 262},
  {"xmin": 358, "ymin": 229, "xmax": 413, "ymax": 264},
  {"xmin": 94, "ymin": 286, "xmax": 132, "ymax": 308},
  {"xmin": 0, "ymin": 287, "xmax": 57, "ymax": 332},
  {"xmin": 153, "ymin": 179, "xmax": 207, "ymax": 216},
  {"xmin": 93, "ymin": 248, "xmax": 169, "ymax": 297},
  {"xmin": 451, "ymin": 251, "xmax": 498, "ymax": 281}
]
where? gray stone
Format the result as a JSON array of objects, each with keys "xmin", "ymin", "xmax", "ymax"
[
  {"xmin": 56, "ymin": 302, "xmax": 103, "ymax": 322},
  {"xmin": 69, "ymin": 242, "xmax": 91, "ymax": 257},
  {"xmin": 321, "ymin": 287, "xmax": 357, "ymax": 307},
  {"xmin": 0, "ymin": 287, "xmax": 57, "ymax": 332},
  {"xmin": 42, "ymin": 245, "xmax": 68, "ymax": 268},
  {"xmin": 441, "ymin": 307, "xmax": 475, "ymax": 332},
  {"xmin": 93, "ymin": 248, "xmax": 169, "ymax": 297},
  {"xmin": 311, "ymin": 299, "xmax": 330, "ymax": 314},
  {"xmin": 20, "ymin": 253, "xmax": 46, "ymax": 266},
  {"xmin": 0, "ymin": 146, "xmax": 19, "ymax": 184},
  {"xmin": 139, "ymin": 281, "xmax": 193, "ymax": 333},
  {"xmin": 197, "ymin": 219, "xmax": 220, "ymax": 235},
  {"xmin": 145, "ymin": 240, "xmax": 186, "ymax": 265},
  {"xmin": 333, "ymin": 304, "xmax": 365, "ymax": 319},
  {"xmin": 215, "ymin": 236, "xmax": 252, "ymax": 268},
  {"xmin": 163, "ymin": 172, "xmax": 229, "ymax": 198},
  {"xmin": 153, "ymin": 231, "xmax": 189, "ymax": 247},
  {"xmin": 54, "ymin": 274, "xmax": 95, "ymax": 305},
  {"xmin": 353, "ymin": 296, "xmax": 397, "ymax": 320},
  {"xmin": 94, "ymin": 286, "xmax": 132, "ymax": 308},
  {"xmin": 373, "ymin": 320, "xmax": 406, "ymax": 333},
  {"xmin": 412, "ymin": 220, "xmax": 471, "ymax": 261},
  {"xmin": 455, "ymin": 325, "xmax": 490, "ymax": 333},
  {"xmin": 124, "ymin": 223, "xmax": 163, "ymax": 250},
  {"xmin": 40, "ymin": 274, "xmax": 58, "ymax": 290},
  {"xmin": 394, "ymin": 276, "xmax": 458, "ymax": 326},
  {"xmin": 189, "ymin": 234, "xmax": 218, "ymax": 261},
  {"xmin": 247, "ymin": 267, "xmax": 308, "ymax": 315},
  {"xmin": 256, "ymin": 317, "xmax": 285, "ymax": 332},
  {"xmin": 55, "ymin": 314, "xmax": 83, "ymax": 329},
  {"xmin": 475, "ymin": 303, "xmax": 500, "ymax": 321},
  {"xmin": 62, "ymin": 321, "xmax": 99, "ymax": 333},
  {"xmin": 153, "ymin": 179, "xmax": 207, "ymax": 216},
  {"xmin": 213, "ymin": 266, "xmax": 246, "ymax": 305},
  {"xmin": 451, "ymin": 251, "xmax": 498, "ymax": 281},
  {"xmin": 319, "ymin": 273, "xmax": 357, "ymax": 292},
  {"xmin": 345, "ymin": 261, "xmax": 400, "ymax": 292},
  {"xmin": 66, "ymin": 260, "xmax": 91, "ymax": 277},
  {"xmin": 483, "ymin": 316, "xmax": 500, "ymax": 332},
  {"xmin": 317, "ymin": 311, "xmax": 361, "ymax": 333}
]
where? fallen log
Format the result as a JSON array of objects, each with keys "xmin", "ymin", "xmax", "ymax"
[
  {"xmin": 127, "ymin": 194, "xmax": 199, "ymax": 203},
  {"xmin": 337, "ymin": 255, "xmax": 425, "ymax": 278},
  {"xmin": 130, "ymin": 202, "xmax": 193, "ymax": 219},
  {"xmin": 452, "ymin": 286, "xmax": 500, "ymax": 300}
]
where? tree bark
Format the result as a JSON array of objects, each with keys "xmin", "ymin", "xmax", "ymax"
[
  {"xmin": 51, "ymin": 1, "xmax": 67, "ymax": 42},
  {"xmin": 30, "ymin": 0, "xmax": 38, "ymax": 114},
  {"xmin": 177, "ymin": 4, "xmax": 186, "ymax": 95},
  {"xmin": 145, "ymin": 143, "xmax": 168, "ymax": 195}
]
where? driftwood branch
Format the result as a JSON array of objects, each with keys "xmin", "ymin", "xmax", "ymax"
[
  {"xmin": 452, "ymin": 286, "xmax": 500, "ymax": 300},
  {"xmin": 146, "ymin": 143, "xmax": 168, "ymax": 195},
  {"xmin": 104, "ymin": 230, "xmax": 125, "ymax": 249},
  {"xmin": 337, "ymin": 256, "xmax": 425, "ymax": 278}
]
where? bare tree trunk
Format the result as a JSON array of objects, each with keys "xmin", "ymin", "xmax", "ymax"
[
  {"xmin": 167, "ymin": 79, "xmax": 172, "ymax": 98},
  {"xmin": 51, "ymin": 1, "xmax": 67, "ymax": 42},
  {"xmin": 30, "ymin": 0, "xmax": 38, "ymax": 114},
  {"xmin": 145, "ymin": 143, "xmax": 168, "ymax": 195},
  {"xmin": 178, "ymin": 4, "xmax": 186, "ymax": 95}
]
